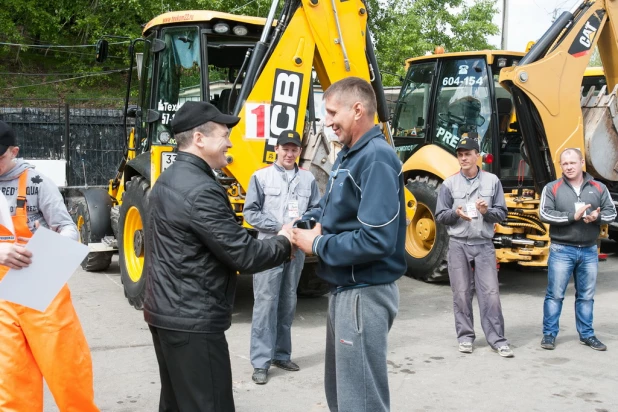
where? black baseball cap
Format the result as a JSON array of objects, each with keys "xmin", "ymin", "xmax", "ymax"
[
  {"xmin": 456, "ymin": 133, "xmax": 480, "ymax": 152},
  {"xmin": 276, "ymin": 129, "xmax": 302, "ymax": 147},
  {"xmin": 171, "ymin": 101, "xmax": 240, "ymax": 134},
  {"xmin": 0, "ymin": 121, "xmax": 16, "ymax": 156}
]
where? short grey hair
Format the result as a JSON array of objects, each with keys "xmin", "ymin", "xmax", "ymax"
[
  {"xmin": 560, "ymin": 148, "xmax": 583, "ymax": 162},
  {"xmin": 174, "ymin": 122, "xmax": 217, "ymax": 150},
  {"xmin": 323, "ymin": 76, "xmax": 377, "ymax": 117}
]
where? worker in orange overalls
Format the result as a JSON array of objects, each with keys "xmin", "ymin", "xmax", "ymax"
[{"xmin": 0, "ymin": 121, "xmax": 99, "ymax": 411}]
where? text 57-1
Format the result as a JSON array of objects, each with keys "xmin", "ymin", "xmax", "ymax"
[{"xmin": 162, "ymin": 113, "xmax": 175, "ymax": 125}]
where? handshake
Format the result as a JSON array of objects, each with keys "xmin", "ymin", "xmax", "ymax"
[{"xmin": 277, "ymin": 219, "xmax": 322, "ymax": 255}]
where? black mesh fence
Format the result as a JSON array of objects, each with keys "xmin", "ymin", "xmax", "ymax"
[{"xmin": 0, "ymin": 98, "xmax": 132, "ymax": 186}]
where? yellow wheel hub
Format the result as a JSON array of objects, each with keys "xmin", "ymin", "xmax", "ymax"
[
  {"xmin": 123, "ymin": 206, "xmax": 144, "ymax": 283},
  {"xmin": 76, "ymin": 215, "xmax": 85, "ymax": 243},
  {"xmin": 405, "ymin": 202, "xmax": 436, "ymax": 259}
]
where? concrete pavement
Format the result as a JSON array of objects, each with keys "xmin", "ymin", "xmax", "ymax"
[{"xmin": 43, "ymin": 251, "xmax": 618, "ymax": 411}]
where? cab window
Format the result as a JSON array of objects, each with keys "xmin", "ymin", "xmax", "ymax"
[{"xmin": 432, "ymin": 58, "xmax": 491, "ymax": 156}]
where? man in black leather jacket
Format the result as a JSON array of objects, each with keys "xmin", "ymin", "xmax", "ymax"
[{"xmin": 143, "ymin": 101, "xmax": 293, "ymax": 412}]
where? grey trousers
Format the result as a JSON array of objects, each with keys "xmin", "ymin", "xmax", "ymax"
[
  {"xmin": 447, "ymin": 239, "xmax": 508, "ymax": 348},
  {"xmin": 250, "ymin": 249, "xmax": 304, "ymax": 369},
  {"xmin": 325, "ymin": 282, "xmax": 399, "ymax": 412}
]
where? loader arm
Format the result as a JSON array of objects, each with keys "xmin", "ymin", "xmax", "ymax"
[
  {"xmin": 223, "ymin": 0, "xmax": 387, "ymax": 192},
  {"xmin": 499, "ymin": 0, "xmax": 618, "ymax": 191}
]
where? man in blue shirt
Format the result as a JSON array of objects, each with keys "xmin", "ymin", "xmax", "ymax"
[{"xmin": 293, "ymin": 77, "xmax": 406, "ymax": 412}]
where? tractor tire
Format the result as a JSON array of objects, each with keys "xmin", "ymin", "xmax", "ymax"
[
  {"xmin": 110, "ymin": 205, "xmax": 120, "ymax": 240},
  {"xmin": 118, "ymin": 176, "xmax": 151, "ymax": 310},
  {"xmin": 404, "ymin": 175, "xmax": 449, "ymax": 282},
  {"xmin": 74, "ymin": 198, "xmax": 113, "ymax": 272},
  {"xmin": 297, "ymin": 262, "xmax": 329, "ymax": 298}
]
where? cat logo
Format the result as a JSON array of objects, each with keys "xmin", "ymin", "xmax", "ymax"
[
  {"xmin": 579, "ymin": 21, "xmax": 598, "ymax": 48},
  {"xmin": 568, "ymin": 11, "xmax": 604, "ymax": 58}
]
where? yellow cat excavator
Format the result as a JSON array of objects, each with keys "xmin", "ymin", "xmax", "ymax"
[
  {"xmin": 392, "ymin": 0, "xmax": 618, "ymax": 281},
  {"xmin": 68, "ymin": 0, "xmax": 416, "ymax": 309}
]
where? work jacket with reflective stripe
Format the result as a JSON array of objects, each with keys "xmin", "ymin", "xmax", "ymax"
[
  {"xmin": 540, "ymin": 172, "xmax": 617, "ymax": 247},
  {"xmin": 435, "ymin": 168, "xmax": 507, "ymax": 244},
  {"xmin": 244, "ymin": 163, "xmax": 320, "ymax": 239}
]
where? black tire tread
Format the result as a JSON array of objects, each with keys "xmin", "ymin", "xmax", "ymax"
[
  {"xmin": 405, "ymin": 175, "xmax": 449, "ymax": 282},
  {"xmin": 81, "ymin": 251, "xmax": 113, "ymax": 271},
  {"xmin": 118, "ymin": 176, "xmax": 150, "ymax": 310},
  {"xmin": 72, "ymin": 197, "xmax": 113, "ymax": 272}
]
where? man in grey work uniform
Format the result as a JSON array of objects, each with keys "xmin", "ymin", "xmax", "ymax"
[
  {"xmin": 435, "ymin": 136, "xmax": 514, "ymax": 357},
  {"xmin": 243, "ymin": 129, "xmax": 320, "ymax": 385}
]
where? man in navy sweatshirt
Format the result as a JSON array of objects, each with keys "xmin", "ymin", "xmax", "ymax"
[{"xmin": 292, "ymin": 77, "xmax": 406, "ymax": 412}]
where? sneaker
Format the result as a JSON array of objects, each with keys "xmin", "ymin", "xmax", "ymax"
[
  {"xmin": 252, "ymin": 368, "xmax": 268, "ymax": 384},
  {"xmin": 579, "ymin": 336, "xmax": 607, "ymax": 351},
  {"xmin": 272, "ymin": 359, "xmax": 300, "ymax": 371},
  {"xmin": 495, "ymin": 345, "xmax": 514, "ymax": 358},
  {"xmin": 458, "ymin": 342, "xmax": 473, "ymax": 353},
  {"xmin": 541, "ymin": 335, "xmax": 556, "ymax": 350}
]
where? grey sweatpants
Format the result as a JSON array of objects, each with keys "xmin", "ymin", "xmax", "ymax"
[
  {"xmin": 324, "ymin": 282, "xmax": 399, "ymax": 412},
  {"xmin": 447, "ymin": 239, "xmax": 508, "ymax": 348},
  {"xmin": 250, "ymin": 249, "xmax": 305, "ymax": 369}
]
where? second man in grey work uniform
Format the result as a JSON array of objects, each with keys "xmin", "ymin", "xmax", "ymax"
[
  {"xmin": 435, "ymin": 136, "xmax": 514, "ymax": 357},
  {"xmin": 244, "ymin": 130, "xmax": 320, "ymax": 385}
]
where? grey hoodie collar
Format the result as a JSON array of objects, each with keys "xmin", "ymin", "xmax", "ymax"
[{"xmin": 0, "ymin": 159, "xmax": 33, "ymax": 182}]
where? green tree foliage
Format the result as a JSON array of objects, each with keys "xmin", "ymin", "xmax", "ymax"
[
  {"xmin": 0, "ymin": 0, "xmax": 498, "ymax": 92},
  {"xmin": 589, "ymin": 47, "xmax": 602, "ymax": 67},
  {"xmin": 366, "ymin": 0, "xmax": 499, "ymax": 85}
]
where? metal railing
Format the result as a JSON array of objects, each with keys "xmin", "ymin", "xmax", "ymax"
[{"xmin": 0, "ymin": 98, "xmax": 132, "ymax": 186}]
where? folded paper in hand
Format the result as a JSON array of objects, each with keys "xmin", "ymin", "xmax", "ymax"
[{"xmin": 0, "ymin": 227, "xmax": 89, "ymax": 312}]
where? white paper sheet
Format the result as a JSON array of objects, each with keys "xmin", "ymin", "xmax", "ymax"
[{"xmin": 0, "ymin": 227, "xmax": 89, "ymax": 312}]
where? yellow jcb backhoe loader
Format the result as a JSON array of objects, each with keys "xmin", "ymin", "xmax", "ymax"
[
  {"xmin": 66, "ymin": 0, "xmax": 417, "ymax": 309},
  {"xmin": 391, "ymin": 0, "xmax": 618, "ymax": 281}
]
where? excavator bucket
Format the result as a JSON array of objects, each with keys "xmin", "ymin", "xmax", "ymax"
[{"xmin": 581, "ymin": 84, "xmax": 618, "ymax": 181}]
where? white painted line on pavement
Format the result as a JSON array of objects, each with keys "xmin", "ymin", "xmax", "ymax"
[{"xmin": 105, "ymin": 273, "xmax": 123, "ymax": 288}]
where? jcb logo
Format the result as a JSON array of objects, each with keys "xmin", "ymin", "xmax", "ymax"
[
  {"xmin": 579, "ymin": 21, "xmax": 598, "ymax": 48},
  {"xmin": 262, "ymin": 69, "xmax": 304, "ymax": 163},
  {"xmin": 270, "ymin": 70, "xmax": 302, "ymax": 138}
]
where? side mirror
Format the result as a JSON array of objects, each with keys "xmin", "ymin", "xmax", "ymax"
[
  {"xmin": 135, "ymin": 52, "xmax": 144, "ymax": 81},
  {"xmin": 126, "ymin": 105, "xmax": 139, "ymax": 118},
  {"xmin": 95, "ymin": 39, "xmax": 109, "ymax": 63}
]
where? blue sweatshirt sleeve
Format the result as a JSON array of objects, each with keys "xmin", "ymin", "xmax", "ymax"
[
  {"xmin": 313, "ymin": 161, "xmax": 401, "ymax": 266},
  {"xmin": 301, "ymin": 180, "xmax": 325, "ymax": 222}
]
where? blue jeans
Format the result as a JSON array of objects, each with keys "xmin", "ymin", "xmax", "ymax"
[{"xmin": 543, "ymin": 243, "xmax": 598, "ymax": 339}]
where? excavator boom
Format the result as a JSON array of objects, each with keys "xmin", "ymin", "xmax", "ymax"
[{"xmin": 499, "ymin": 0, "xmax": 618, "ymax": 189}]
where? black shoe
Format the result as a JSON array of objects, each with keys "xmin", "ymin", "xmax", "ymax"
[
  {"xmin": 252, "ymin": 368, "xmax": 268, "ymax": 384},
  {"xmin": 580, "ymin": 336, "xmax": 607, "ymax": 351},
  {"xmin": 541, "ymin": 335, "xmax": 555, "ymax": 350},
  {"xmin": 272, "ymin": 359, "xmax": 300, "ymax": 371}
]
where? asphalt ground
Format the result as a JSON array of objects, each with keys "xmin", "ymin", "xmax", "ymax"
[{"xmin": 43, "ymin": 244, "xmax": 618, "ymax": 411}]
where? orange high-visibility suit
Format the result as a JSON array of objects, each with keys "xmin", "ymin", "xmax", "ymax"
[{"xmin": 0, "ymin": 171, "xmax": 99, "ymax": 411}]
